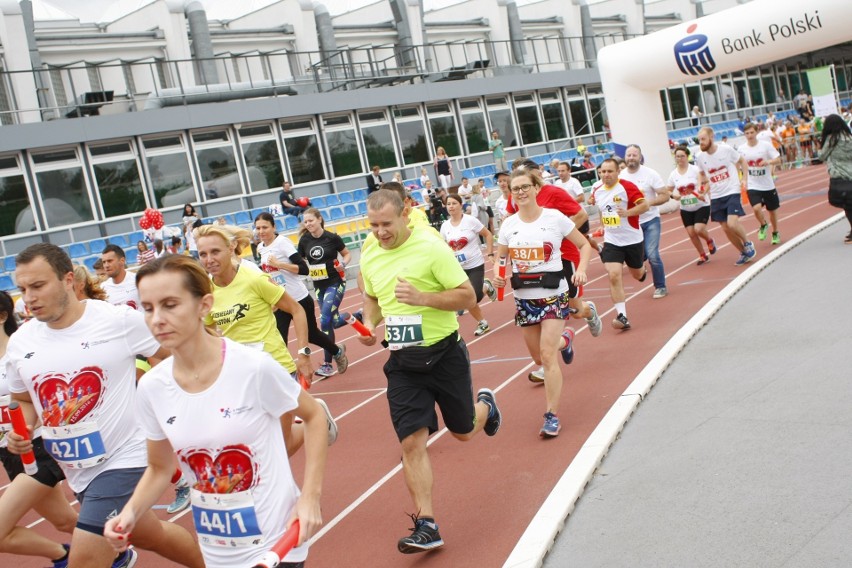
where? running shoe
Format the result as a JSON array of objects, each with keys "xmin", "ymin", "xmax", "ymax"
[
  {"xmin": 585, "ymin": 301, "xmax": 602, "ymax": 338},
  {"xmin": 398, "ymin": 514, "xmax": 444, "ymax": 554},
  {"xmin": 476, "ymin": 388, "xmax": 502, "ymax": 436},
  {"xmin": 734, "ymin": 252, "xmax": 749, "ymax": 266},
  {"xmin": 771, "ymin": 231, "xmax": 781, "ymax": 245},
  {"xmin": 758, "ymin": 223, "xmax": 769, "ymax": 241},
  {"xmin": 744, "ymin": 243, "xmax": 757, "ymax": 262},
  {"xmin": 638, "ymin": 268, "xmax": 647, "ymax": 282},
  {"xmin": 560, "ymin": 329, "xmax": 575, "ymax": 364},
  {"xmin": 166, "ymin": 476, "xmax": 191, "ymax": 514},
  {"xmin": 707, "ymin": 238, "xmax": 717, "ymax": 255},
  {"xmin": 333, "ymin": 344, "xmax": 349, "ymax": 374},
  {"xmin": 846, "ymin": 233, "xmax": 852, "ymax": 244},
  {"xmin": 315, "ymin": 363, "xmax": 336, "ymax": 377},
  {"xmin": 483, "ymin": 278, "xmax": 497, "ymax": 302},
  {"xmin": 697, "ymin": 253, "xmax": 709, "ymax": 266},
  {"xmin": 112, "ymin": 549, "xmax": 138, "ymax": 568},
  {"xmin": 316, "ymin": 398, "xmax": 338, "ymax": 446},
  {"xmin": 528, "ymin": 367, "xmax": 545, "ymax": 383},
  {"xmin": 653, "ymin": 287, "xmax": 668, "ymax": 299},
  {"xmin": 474, "ymin": 320, "xmax": 490, "ymax": 336},
  {"xmin": 53, "ymin": 544, "xmax": 71, "ymax": 568},
  {"xmin": 540, "ymin": 412, "xmax": 561, "ymax": 438},
  {"xmin": 333, "ymin": 311, "xmax": 351, "ymax": 329},
  {"xmin": 352, "ymin": 310, "xmax": 364, "ymax": 323},
  {"xmin": 745, "ymin": 240, "xmax": 756, "ymax": 255},
  {"xmin": 612, "ymin": 313, "xmax": 631, "ymax": 330}
]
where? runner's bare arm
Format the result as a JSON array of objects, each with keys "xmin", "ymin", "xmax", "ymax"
[
  {"xmin": 394, "ymin": 277, "xmax": 475, "ymax": 312},
  {"xmin": 287, "ymin": 390, "xmax": 327, "ymax": 544}
]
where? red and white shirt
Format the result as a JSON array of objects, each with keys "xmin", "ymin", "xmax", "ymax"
[
  {"xmin": 440, "ymin": 215, "xmax": 486, "ymax": 270},
  {"xmin": 667, "ymin": 165, "xmax": 708, "ymax": 213},
  {"xmin": 738, "ymin": 141, "xmax": 780, "ymax": 191},
  {"xmin": 102, "ymin": 271, "xmax": 140, "ymax": 311},
  {"xmin": 591, "ymin": 179, "xmax": 645, "ymax": 247},
  {"xmin": 695, "ymin": 143, "xmax": 742, "ymax": 199}
]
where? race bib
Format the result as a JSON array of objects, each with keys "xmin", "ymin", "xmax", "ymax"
[
  {"xmin": 455, "ymin": 252, "xmax": 467, "ymax": 263},
  {"xmin": 386, "ymin": 315, "xmax": 424, "ymax": 350},
  {"xmin": 270, "ymin": 272, "xmax": 286, "ymax": 287},
  {"xmin": 680, "ymin": 196, "xmax": 699, "ymax": 207},
  {"xmin": 509, "ymin": 241, "xmax": 545, "ymax": 270},
  {"xmin": 308, "ymin": 263, "xmax": 328, "ymax": 281},
  {"xmin": 748, "ymin": 167, "xmax": 767, "ymax": 177},
  {"xmin": 0, "ymin": 395, "xmax": 11, "ymax": 441},
  {"xmin": 42, "ymin": 420, "xmax": 107, "ymax": 469},
  {"xmin": 709, "ymin": 170, "xmax": 731, "ymax": 183},
  {"xmin": 191, "ymin": 489, "xmax": 263, "ymax": 548},
  {"xmin": 601, "ymin": 213, "xmax": 621, "ymax": 227}
]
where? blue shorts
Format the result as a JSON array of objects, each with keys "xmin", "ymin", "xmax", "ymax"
[
  {"xmin": 710, "ymin": 194, "xmax": 745, "ymax": 222},
  {"xmin": 74, "ymin": 467, "xmax": 146, "ymax": 534}
]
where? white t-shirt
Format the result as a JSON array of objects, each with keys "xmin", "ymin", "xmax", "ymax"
[
  {"xmin": 695, "ymin": 143, "xmax": 742, "ymax": 199},
  {"xmin": 239, "ymin": 258, "xmax": 262, "ymax": 274},
  {"xmin": 591, "ymin": 180, "xmax": 646, "ymax": 247},
  {"xmin": 494, "ymin": 196, "xmax": 509, "ymax": 222},
  {"xmin": 6, "ymin": 300, "xmax": 157, "ymax": 491},
  {"xmin": 102, "ymin": 271, "xmax": 140, "ymax": 311},
  {"xmin": 620, "ymin": 165, "xmax": 666, "ymax": 224},
  {"xmin": 440, "ymin": 215, "xmax": 485, "ymax": 270},
  {"xmin": 552, "ymin": 177, "xmax": 584, "ymax": 201},
  {"xmin": 257, "ymin": 235, "xmax": 310, "ymax": 302},
  {"xmin": 739, "ymin": 141, "xmax": 780, "ymax": 191},
  {"xmin": 457, "ymin": 184, "xmax": 474, "ymax": 200},
  {"xmin": 667, "ymin": 165, "xmax": 709, "ymax": 213},
  {"xmin": 497, "ymin": 208, "xmax": 572, "ymax": 300},
  {"xmin": 136, "ymin": 339, "xmax": 305, "ymax": 567}
]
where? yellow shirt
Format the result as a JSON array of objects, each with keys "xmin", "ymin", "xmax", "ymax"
[
  {"xmin": 204, "ymin": 266, "xmax": 296, "ymax": 373},
  {"xmin": 361, "ymin": 206, "xmax": 437, "ymax": 255},
  {"xmin": 361, "ymin": 225, "xmax": 468, "ymax": 347}
]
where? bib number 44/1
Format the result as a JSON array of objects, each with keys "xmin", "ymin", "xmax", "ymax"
[{"xmin": 191, "ymin": 489, "xmax": 262, "ymax": 547}]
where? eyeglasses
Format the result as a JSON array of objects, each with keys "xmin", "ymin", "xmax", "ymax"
[{"xmin": 510, "ymin": 183, "xmax": 534, "ymax": 194}]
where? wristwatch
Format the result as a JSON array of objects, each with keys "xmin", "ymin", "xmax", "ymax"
[{"xmin": 297, "ymin": 346, "xmax": 312, "ymax": 356}]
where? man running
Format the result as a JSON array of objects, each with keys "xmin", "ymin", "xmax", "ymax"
[
  {"xmin": 357, "ymin": 189, "xmax": 502, "ymax": 555},
  {"xmin": 100, "ymin": 245, "xmax": 139, "ymax": 310},
  {"xmin": 740, "ymin": 122, "xmax": 783, "ymax": 245},
  {"xmin": 695, "ymin": 127, "xmax": 756, "ymax": 266},
  {"xmin": 6, "ymin": 243, "xmax": 204, "ymax": 568}
]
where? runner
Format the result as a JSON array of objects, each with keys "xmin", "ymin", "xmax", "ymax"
[
  {"xmin": 297, "ymin": 209, "xmax": 351, "ymax": 378},
  {"xmin": 100, "ymin": 244, "xmax": 140, "ymax": 310},
  {"xmin": 440, "ymin": 194, "xmax": 497, "ymax": 336},
  {"xmin": 5, "ymin": 243, "xmax": 204, "ymax": 568},
  {"xmin": 357, "ymin": 189, "xmax": 502, "ymax": 555},
  {"xmin": 740, "ymin": 122, "xmax": 783, "ymax": 245},
  {"xmin": 0, "ymin": 290, "xmax": 79, "ymax": 567},
  {"xmin": 493, "ymin": 168, "xmax": 591, "ymax": 437},
  {"xmin": 72, "ymin": 265, "xmax": 108, "ymax": 301},
  {"xmin": 666, "ymin": 146, "xmax": 716, "ymax": 265},
  {"xmin": 254, "ymin": 212, "xmax": 348, "ymax": 374},
  {"xmin": 587, "ymin": 158, "xmax": 650, "ymax": 330},
  {"xmin": 103, "ymin": 254, "xmax": 327, "ymax": 568}
]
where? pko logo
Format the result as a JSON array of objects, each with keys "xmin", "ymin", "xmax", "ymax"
[{"xmin": 674, "ymin": 24, "xmax": 716, "ymax": 76}]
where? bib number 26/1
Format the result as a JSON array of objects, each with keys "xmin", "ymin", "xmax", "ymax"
[{"xmin": 385, "ymin": 315, "xmax": 424, "ymax": 350}]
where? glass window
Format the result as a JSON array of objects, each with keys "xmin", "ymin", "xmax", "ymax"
[
  {"xmin": 396, "ymin": 120, "xmax": 429, "ymax": 165},
  {"xmin": 516, "ymin": 106, "xmax": 543, "ymax": 145},
  {"xmin": 748, "ymin": 76, "xmax": 764, "ymax": 105},
  {"xmin": 701, "ymin": 81, "xmax": 720, "ymax": 114},
  {"xmin": 488, "ymin": 109, "xmax": 517, "ymax": 147},
  {"xmin": 667, "ymin": 88, "xmax": 687, "ymax": 119},
  {"xmin": 589, "ymin": 98, "xmax": 607, "ymax": 133},
  {"xmin": 542, "ymin": 103, "xmax": 567, "ymax": 140},
  {"xmin": 325, "ymin": 130, "xmax": 361, "ymax": 176},
  {"xmin": 836, "ymin": 67, "xmax": 847, "ymax": 92},
  {"xmin": 462, "ymin": 112, "xmax": 488, "ymax": 153},
  {"xmin": 35, "ymin": 167, "xmax": 93, "ymax": 227},
  {"xmin": 361, "ymin": 124, "xmax": 398, "ymax": 169},
  {"xmin": 0, "ymin": 174, "xmax": 34, "ymax": 236},
  {"xmin": 686, "ymin": 85, "xmax": 702, "ymax": 111},
  {"xmin": 569, "ymin": 100, "xmax": 590, "ymax": 136},
  {"xmin": 660, "ymin": 91, "xmax": 671, "ymax": 122},
  {"xmin": 429, "ymin": 116, "xmax": 460, "ymax": 156},
  {"xmin": 284, "ymin": 134, "xmax": 324, "ymax": 184},
  {"xmin": 762, "ymin": 77, "xmax": 777, "ymax": 105},
  {"xmin": 147, "ymin": 153, "xmax": 196, "ymax": 208},
  {"xmin": 242, "ymin": 140, "xmax": 284, "ymax": 192},
  {"xmin": 93, "ymin": 159, "xmax": 145, "ymax": 218},
  {"xmin": 195, "ymin": 146, "xmax": 239, "ymax": 199}
]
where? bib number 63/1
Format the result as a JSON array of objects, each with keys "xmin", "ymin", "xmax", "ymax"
[{"xmin": 385, "ymin": 315, "xmax": 424, "ymax": 350}]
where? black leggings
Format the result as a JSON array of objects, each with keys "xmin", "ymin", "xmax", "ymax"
[
  {"xmin": 464, "ymin": 264, "xmax": 485, "ymax": 303},
  {"xmin": 274, "ymin": 294, "xmax": 338, "ymax": 353}
]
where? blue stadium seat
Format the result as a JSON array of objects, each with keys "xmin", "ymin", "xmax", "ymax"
[
  {"xmin": 125, "ymin": 248, "xmax": 139, "ymax": 265},
  {"xmin": 310, "ymin": 196, "xmax": 326, "ymax": 209},
  {"xmin": 358, "ymin": 201, "xmax": 367, "ymax": 215},
  {"xmin": 285, "ymin": 216, "xmax": 299, "ymax": 230},
  {"xmin": 128, "ymin": 231, "xmax": 144, "ymax": 244},
  {"xmin": 339, "ymin": 191, "xmax": 354, "ymax": 204},
  {"xmin": 234, "ymin": 211, "xmax": 252, "ymax": 226},
  {"xmin": 353, "ymin": 189, "xmax": 367, "ymax": 202},
  {"xmin": 325, "ymin": 194, "xmax": 341, "ymax": 207},
  {"xmin": 83, "ymin": 256, "xmax": 99, "ymax": 271},
  {"xmin": 275, "ymin": 218, "xmax": 285, "ymax": 232},
  {"xmin": 69, "ymin": 242, "xmax": 89, "ymax": 259},
  {"xmin": 109, "ymin": 235, "xmax": 129, "ymax": 249},
  {"xmin": 329, "ymin": 207, "xmax": 344, "ymax": 221},
  {"xmin": 250, "ymin": 208, "xmax": 265, "ymax": 221},
  {"xmin": 344, "ymin": 204, "xmax": 358, "ymax": 218},
  {"xmin": 0, "ymin": 274, "xmax": 14, "ymax": 292},
  {"xmin": 3, "ymin": 256, "xmax": 14, "ymax": 272},
  {"xmin": 411, "ymin": 190, "xmax": 424, "ymax": 203},
  {"xmin": 89, "ymin": 238, "xmax": 107, "ymax": 254}
]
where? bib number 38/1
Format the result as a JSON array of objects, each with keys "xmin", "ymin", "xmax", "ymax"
[
  {"xmin": 385, "ymin": 315, "xmax": 424, "ymax": 350},
  {"xmin": 191, "ymin": 489, "xmax": 262, "ymax": 548}
]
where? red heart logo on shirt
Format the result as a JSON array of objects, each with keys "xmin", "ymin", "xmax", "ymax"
[
  {"xmin": 35, "ymin": 367, "xmax": 105, "ymax": 427},
  {"xmin": 543, "ymin": 242, "xmax": 554, "ymax": 262},
  {"xmin": 180, "ymin": 445, "xmax": 257, "ymax": 494},
  {"xmin": 447, "ymin": 237, "xmax": 469, "ymax": 251}
]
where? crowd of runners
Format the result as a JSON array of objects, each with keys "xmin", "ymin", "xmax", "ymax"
[{"xmin": 0, "ymin": 116, "xmax": 846, "ymax": 567}]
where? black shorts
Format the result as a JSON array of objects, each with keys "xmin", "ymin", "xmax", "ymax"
[
  {"xmin": 680, "ymin": 206, "xmax": 711, "ymax": 227},
  {"xmin": 0, "ymin": 437, "xmax": 66, "ymax": 487},
  {"xmin": 747, "ymin": 189, "xmax": 781, "ymax": 211},
  {"xmin": 561, "ymin": 259, "xmax": 582, "ymax": 299},
  {"xmin": 577, "ymin": 220, "xmax": 590, "ymax": 235},
  {"xmin": 600, "ymin": 241, "xmax": 644, "ymax": 269},
  {"xmin": 383, "ymin": 332, "xmax": 475, "ymax": 441},
  {"xmin": 464, "ymin": 264, "xmax": 485, "ymax": 303}
]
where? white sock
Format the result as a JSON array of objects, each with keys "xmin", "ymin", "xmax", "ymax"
[{"xmin": 615, "ymin": 302, "xmax": 626, "ymax": 316}]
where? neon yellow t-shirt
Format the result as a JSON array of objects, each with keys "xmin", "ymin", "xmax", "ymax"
[
  {"xmin": 361, "ymin": 207, "xmax": 438, "ymax": 255},
  {"xmin": 204, "ymin": 266, "xmax": 296, "ymax": 373},
  {"xmin": 361, "ymin": 225, "xmax": 468, "ymax": 347}
]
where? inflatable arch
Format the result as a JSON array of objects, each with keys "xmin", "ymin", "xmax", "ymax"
[{"xmin": 597, "ymin": 0, "xmax": 852, "ymax": 174}]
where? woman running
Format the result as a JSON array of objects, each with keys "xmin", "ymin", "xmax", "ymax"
[
  {"xmin": 666, "ymin": 145, "xmax": 716, "ymax": 265},
  {"xmin": 819, "ymin": 114, "xmax": 852, "ymax": 243},
  {"xmin": 0, "ymin": 290, "xmax": 78, "ymax": 567},
  {"xmin": 492, "ymin": 168, "xmax": 592, "ymax": 438},
  {"xmin": 440, "ymin": 194, "xmax": 497, "ymax": 336},
  {"xmin": 255, "ymin": 213, "xmax": 348, "ymax": 374},
  {"xmin": 104, "ymin": 255, "xmax": 327, "ymax": 568},
  {"xmin": 297, "ymin": 209, "xmax": 351, "ymax": 378},
  {"xmin": 434, "ymin": 146, "xmax": 453, "ymax": 189},
  {"xmin": 72, "ymin": 265, "xmax": 108, "ymax": 301}
]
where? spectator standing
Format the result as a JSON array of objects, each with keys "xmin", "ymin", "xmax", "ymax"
[
  {"xmin": 489, "ymin": 130, "xmax": 507, "ymax": 172},
  {"xmin": 366, "ymin": 165, "xmax": 383, "ymax": 194},
  {"xmin": 434, "ymin": 147, "xmax": 453, "ymax": 189}
]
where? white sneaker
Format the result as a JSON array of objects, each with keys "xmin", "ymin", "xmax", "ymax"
[
  {"xmin": 483, "ymin": 279, "xmax": 497, "ymax": 302},
  {"xmin": 315, "ymin": 398, "xmax": 338, "ymax": 446},
  {"xmin": 474, "ymin": 320, "xmax": 490, "ymax": 336},
  {"xmin": 528, "ymin": 367, "xmax": 545, "ymax": 383},
  {"xmin": 585, "ymin": 301, "xmax": 602, "ymax": 338}
]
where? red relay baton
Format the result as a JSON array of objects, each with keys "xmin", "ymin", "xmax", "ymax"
[
  {"xmin": 253, "ymin": 520, "xmax": 300, "ymax": 568},
  {"xmin": 345, "ymin": 314, "xmax": 371, "ymax": 337},
  {"xmin": 8, "ymin": 401, "xmax": 38, "ymax": 476},
  {"xmin": 496, "ymin": 257, "xmax": 507, "ymax": 302}
]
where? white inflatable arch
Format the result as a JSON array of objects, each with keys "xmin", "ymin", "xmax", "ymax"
[{"xmin": 598, "ymin": 0, "xmax": 852, "ymax": 174}]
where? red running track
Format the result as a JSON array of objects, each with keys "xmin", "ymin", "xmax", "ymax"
[{"xmin": 0, "ymin": 165, "xmax": 836, "ymax": 567}]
